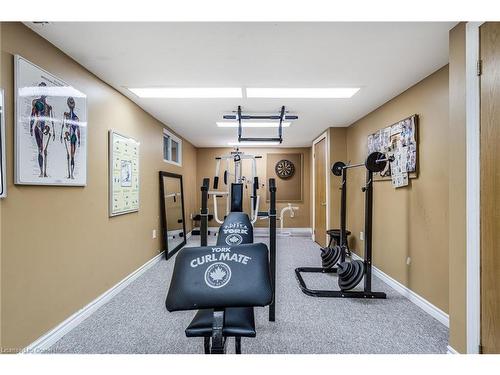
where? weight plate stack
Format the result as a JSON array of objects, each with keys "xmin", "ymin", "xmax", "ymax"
[
  {"xmin": 321, "ymin": 246, "xmax": 342, "ymax": 269},
  {"xmin": 337, "ymin": 260, "xmax": 365, "ymax": 291}
]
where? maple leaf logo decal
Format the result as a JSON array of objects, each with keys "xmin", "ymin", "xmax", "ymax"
[{"xmin": 210, "ymin": 266, "xmax": 226, "ymax": 281}]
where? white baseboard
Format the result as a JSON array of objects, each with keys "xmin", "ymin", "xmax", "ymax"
[
  {"xmin": 22, "ymin": 251, "xmax": 165, "ymax": 353},
  {"xmin": 447, "ymin": 345, "xmax": 459, "ymax": 354},
  {"xmin": 351, "ymin": 253, "xmax": 449, "ymax": 328},
  {"xmin": 254, "ymin": 227, "xmax": 312, "ymax": 238}
]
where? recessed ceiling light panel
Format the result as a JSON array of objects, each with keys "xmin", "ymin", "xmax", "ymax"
[
  {"xmin": 246, "ymin": 88, "xmax": 360, "ymax": 98},
  {"xmin": 128, "ymin": 87, "xmax": 243, "ymax": 98}
]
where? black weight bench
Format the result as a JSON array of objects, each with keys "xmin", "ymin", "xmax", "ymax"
[{"xmin": 166, "ymin": 243, "xmax": 272, "ymax": 354}]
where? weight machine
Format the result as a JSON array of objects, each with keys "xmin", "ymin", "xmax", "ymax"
[{"xmin": 295, "ymin": 152, "xmax": 391, "ymax": 299}]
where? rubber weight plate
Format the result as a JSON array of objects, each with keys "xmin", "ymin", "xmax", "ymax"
[
  {"xmin": 365, "ymin": 152, "xmax": 387, "ymax": 173},
  {"xmin": 331, "ymin": 161, "xmax": 345, "ymax": 176}
]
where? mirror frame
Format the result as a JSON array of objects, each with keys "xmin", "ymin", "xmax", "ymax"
[{"xmin": 159, "ymin": 171, "xmax": 186, "ymax": 259}]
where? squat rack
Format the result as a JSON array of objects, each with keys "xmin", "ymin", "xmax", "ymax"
[{"xmin": 295, "ymin": 152, "xmax": 390, "ymax": 299}]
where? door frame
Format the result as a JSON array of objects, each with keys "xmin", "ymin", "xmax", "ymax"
[
  {"xmin": 312, "ymin": 131, "xmax": 330, "ymax": 245},
  {"xmin": 465, "ymin": 21, "xmax": 483, "ymax": 354}
]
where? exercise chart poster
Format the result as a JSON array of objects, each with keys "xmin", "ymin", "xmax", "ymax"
[
  {"xmin": 15, "ymin": 55, "xmax": 87, "ymax": 186},
  {"xmin": 367, "ymin": 115, "xmax": 418, "ymax": 186},
  {"xmin": 109, "ymin": 130, "xmax": 140, "ymax": 216}
]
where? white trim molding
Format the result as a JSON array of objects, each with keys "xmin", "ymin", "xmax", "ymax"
[
  {"xmin": 312, "ymin": 131, "xmax": 330, "ymax": 245},
  {"xmin": 162, "ymin": 128, "xmax": 182, "ymax": 167},
  {"xmin": 22, "ymin": 251, "xmax": 165, "ymax": 353},
  {"xmin": 352, "ymin": 253, "xmax": 449, "ymax": 327},
  {"xmin": 202, "ymin": 226, "xmax": 313, "ymax": 238},
  {"xmin": 447, "ymin": 345, "xmax": 459, "ymax": 354},
  {"xmin": 465, "ymin": 21, "xmax": 483, "ymax": 355}
]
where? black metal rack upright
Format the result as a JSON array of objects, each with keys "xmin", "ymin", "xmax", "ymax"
[
  {"xmin": 268, "ymin": 178, "xmax": 277, "ymax": 321},
  {"xmin": 294, "ymin": 156, "xmax": 386, "ymax": 299}
]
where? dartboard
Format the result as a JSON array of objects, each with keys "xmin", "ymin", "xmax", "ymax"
[{"xmin": 275, "ymin": 159, "xmax": 295, "ymax": 179}]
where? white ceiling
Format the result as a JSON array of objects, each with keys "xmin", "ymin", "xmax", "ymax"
[{"xmin": 27, "ymin": 22, "xmax": 455, "ymax": 147}]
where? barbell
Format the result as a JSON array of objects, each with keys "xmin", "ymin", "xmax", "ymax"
[{"xmin": 331, "ymin": 151, "xmax": 394, "ymax": 177}]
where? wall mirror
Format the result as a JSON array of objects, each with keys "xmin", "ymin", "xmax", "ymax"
[{"xmin": 159, "ymin": 171, "xmax": 186, "ymax": 259}]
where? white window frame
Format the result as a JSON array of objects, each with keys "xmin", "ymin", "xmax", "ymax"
[{"xmin": 163, "ymin": 128, "xmax": 182, "ymax": 167}]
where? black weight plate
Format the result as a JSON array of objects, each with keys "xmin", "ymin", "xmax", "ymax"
[
  {"xmin": 331, "ymin": 161, "xmax": 346, "ymax": 176},
  {"xmin": 339, "ymin": 260, "xmax": 365, "ymax": 291},
  {"xmin": 365, "ymin": 152, "xmax": 386, "ymax": 173}
]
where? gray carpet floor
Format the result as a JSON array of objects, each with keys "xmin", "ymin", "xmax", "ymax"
[{"xmin": 48, "ymin": 236, "xmax": 448, "ymax": 354}]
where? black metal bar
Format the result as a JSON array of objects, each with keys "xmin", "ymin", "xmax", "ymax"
[
  {"xmin": 223, "ymin": 114, "xmax": 298, "ymax": 120},
  {"xmin": 364, "ymin": 170, "xmax": 373, "ymax": 292},
  {"xmin": 278, "ymin": 106, "xmax": 285, "ymax": 142},
  {"xmin": 238, "ymin": 137, "xmax": 283, "ymax": 142},
  {"xmin": 204, "ymin": 337, "xmax": 210, "ymax": 354},
  {"xmin": 210, "ymin": 309, "xmax": 226, "ymax": 354},
  {"xmin": 294, "ymin": 267, "xmax": 386, "ymax": 299},
  {"xmin": 200, "ymin": 178, "xmax": 209, "ymax": 247},
  {"xmin": 235, "ymin": 337, "xmax": 242, "ymax": 354},
  {"xmin": 343, "ymin": 157, "xmax": 393, "ymax": 171},
  {"xmin": 237, "ymin": 105, "xmax": 242, "ymax": 142},
  {"xmin": 340, "ymin": 167, "xmax": 347, "ymax": 262},
  {"xmin": 268, "ymin": 178, "xmax": 277, "ymax": 322}
]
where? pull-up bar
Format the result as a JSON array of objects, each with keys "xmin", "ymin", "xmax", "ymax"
[{"xmin": 222, "ymin": 106, "xmax": 298, "ymax": 144}]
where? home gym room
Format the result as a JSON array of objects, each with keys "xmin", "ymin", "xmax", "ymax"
[{"xmin": 1, "ymin": 2, "xmax": 500, "ymax": 367}]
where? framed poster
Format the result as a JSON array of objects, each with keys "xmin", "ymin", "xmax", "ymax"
[
  {"xmin": 14, "ymin": 55, "xmax": 87, "ymax": 186},
  {"xmin": 367, "ymin": 114, "xmax": 418, "ymax": 186},
  {"xmin": 0, "ymin": 89, "xmax": 6, "ymax": 198},
  {"xmin": 109, "ymin": 130, "xmax": 140, "ymax": 216}
]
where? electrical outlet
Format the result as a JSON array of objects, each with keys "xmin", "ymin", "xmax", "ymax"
[
  {"xmin": 152, "ymin": 229, "xmax": 157, "ymax": 239},
  {"xmin": 360, "ymin": 231, "xmax": 364, "ymax": 241},
  {"xmin": 406, "ymin": 257, "xmax": 411, "ymax": 265}
]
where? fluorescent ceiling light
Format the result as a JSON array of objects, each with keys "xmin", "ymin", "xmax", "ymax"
[
  {"xmin": 246, "ymin": 88, "xmax": 360, "ymax": 98},
  {"xmin": 228, "ymin": 141, "xmax": 281, "ymax": 146},
  {"xmin": 217, "ymin": 121, "xmax": 291, "ymax": 128},
  {"xmin": 128, "ymin": 87, "xmax": 242, "ymax": 98}
]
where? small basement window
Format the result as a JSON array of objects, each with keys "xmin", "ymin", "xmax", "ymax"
[{"xmin": 163, "ymin": 129, "xmax": 182, "ymax": 166}]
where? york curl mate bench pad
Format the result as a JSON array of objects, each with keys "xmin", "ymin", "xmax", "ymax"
[
  {"xmin": 216, "ymin": 212, "xmax": 254, "ymax": 246},
  {"xmin": 165, "ymin": 243, "xmax": 272, "ymax": 311}
]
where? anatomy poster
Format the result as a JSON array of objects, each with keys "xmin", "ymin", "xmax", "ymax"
[
  {"xmin": 15, "ymin": 55, "xmax": 87, "ymax": 186},
  {"xmin": 109, "ymin": 130, "xmax": 140, "ymax": 216},
  {"xmin": 0, "ymin": 89, "xmax": 6, "ymax": 198}
]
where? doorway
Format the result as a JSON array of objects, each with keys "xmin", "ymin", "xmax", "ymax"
[
  {"xmin": 313, "ymin": 133, "xmax": 329, "ymax": 247},
  {"xmin": 480, "ymin": 21, "xmax": 500, "ymax": 354}
]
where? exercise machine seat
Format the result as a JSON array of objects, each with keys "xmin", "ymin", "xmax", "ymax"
[
  {"xmin": 216, "ymin": 212, "xmax": 254, "ymax": 246},
  {"xmin": 166, "ymin": 243, "xmax": 273, "ymax": 311},
  {"xmin": 185, "ymin": 307, "xmax": 256, "ymax": 338}
]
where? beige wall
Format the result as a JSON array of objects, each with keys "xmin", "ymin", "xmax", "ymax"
[
  {"xmin": 196, "ymin": 147, "xmax": 311, "ymax": 228},
  {"xmin": 448, "ymin": 22, "xmax": 467, "ymax": 353},
  {"xmin": 328, "ymin": 127, "xmax": 347, "ymax": 230},
  {"xmin": 0, "ymin": 22, "xmax": 197, "ymax": 350},
  {"xmin": 345, "ymin": 66, "xmax": 450, "ymax": 313}
]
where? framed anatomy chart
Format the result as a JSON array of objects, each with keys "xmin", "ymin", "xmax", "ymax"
[
  {"xmin": 0, "ymin": 88, "xmax": 6, "ymax": 198},
  {"xmin": 109, "ymin": 130, "xmax": 140, "ymax": 216},
  {"xmin": 14, "ymin": 55, "xmax": 87, "ymax": 186}
]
